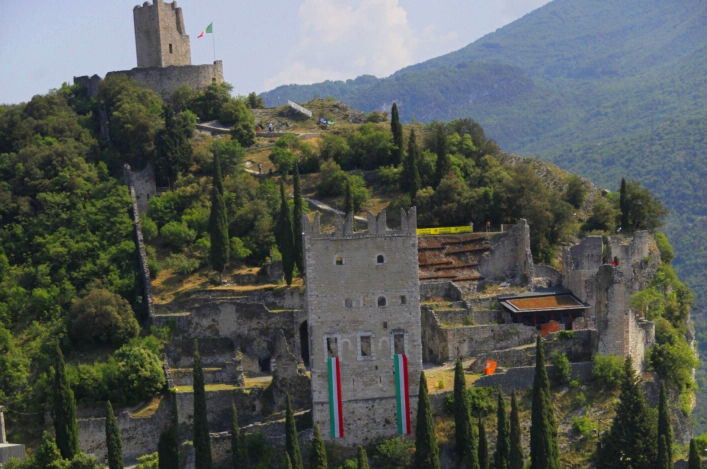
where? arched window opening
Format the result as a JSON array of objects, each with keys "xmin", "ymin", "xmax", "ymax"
[
  {"xmin": 336, "ymin": 256, "xmax": 344, "ymax": 265},
  {"xmin": 376, "ymin": 255, "xmax": 385, "ymax": 264},
  {"xmin": 378, "ymin": 296, "xmax": 387, "ymax": 307}
]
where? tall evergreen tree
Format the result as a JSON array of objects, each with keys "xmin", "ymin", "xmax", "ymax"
[
  {"xmin": 595, "ymin": 356, "xmax": 657, "ymax": 469},
  {"xmin": 529, "ymin": 335, "xmax": 559, "ymax": 469},
  {"xmin": 345, "ymin": 178, "xmax": 355, "ymax": 231},
  {"xmin": 105, "ymin": 401, "xmax": 124, "ymax": 469},
  {"xmin": 231, "ymin": 403, "xmax": 250, "ymax": 469},
  {"xmin": 310, "ymin": 424, "xmax": 327, "ymax": 469},
  {"xmin": 510, "ymin": 391, "xmax": 525, "ymax": 469},
  {"xmin": 155, "ymin": 104, "xmax": 193, "ymax": 188},
  {"xmin": 495, "ymin": 392, "xmax": 510, "ymax": 469},
  {"xmin": 209, "ymin": 150, "xmax": 229, "ymax": 283},
  {"xmin": 478, "ymin": 417, "xmax": 489, "ymax": 469},
  {"xmin": 619, "ymin": 178, "xmax": 629, "ymax": 230},
  {"xmin": 434, "ymin": 125, "xmax": 450, "ymax": 188},
  {"xmin": 414, "ymin": 372, "xmax": 441, "ymax": 469},
  {"xmin": 277, "ymin": 181, "xmax": 295, "ymax": 285},
  {"xmin": 285, "ymin": 454, "xmax": 293, "ymax": 469},
  {"xmin": 285, "ymin": 394, "xmax": 304, "ymax": 469},
  {"xmin": 357, "ymin": 446, "xmax": 370, "ymax": 469},
  {"xmin": 158, "ymin": 422, "xmax": 179, "ymax": 469},
  {"xmin": 658, "ymin": 436, "xmax": 671, "ymax": 469},
  {"xmin": 688, "ymin": 438, "xmax": 701, "ymax": 469},
  {"xmin": 657, "ymin": 382, "xmax": 673, "ymax": 468},
  {"xmin": 53, "ymin": 344, "xmax": 79, "ymax": 460},
  {"xmin": 292, "ymin": 164, "xmax": 304, "ymax": 274},
  {"xmin": 193, "ymin": 340, "xmax": 213, "ymax": 469},
  {"xmin": 401, "ymin": 129, "xmax": 421, "ymax": 204},
  {"xmin": 453, "ymin": 360, "xmax": 476, "ymax": 467},
  {"xmin": 390, "ymin": 103, "xmax": 404, "ymax": 166}
]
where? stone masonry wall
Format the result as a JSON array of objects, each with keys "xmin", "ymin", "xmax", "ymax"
[
  {"xmin": 303, "ymin": 209, "xmax": 422, "ymax": 446},
  {"xmin": 133, "ymin": 1, "xmax": 191, "ymax": 68},
  {"xmin": 131, "ymin": 163, "xmax": 157, "ymax": 214},
  {"xmin": 473, "ymin": 362, "xmax": 594, "ymax": 393},
  {"xmin": 175, "ymin": 387, "xmax": 265, "ymax": 435},
  {"xmin": 477, "ymin": 219, "xmax": 534, "ymax": 284}
]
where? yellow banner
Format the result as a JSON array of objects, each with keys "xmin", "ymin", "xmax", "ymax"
[{"xmin": 416, "ymin": 226, "xmax": 474, "ymax": 236}]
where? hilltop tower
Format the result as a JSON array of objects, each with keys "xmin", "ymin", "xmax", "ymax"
[
  {"xmin": 133, "ymin": 0, "xmax": 191, "ymax": 68},
  {"xmin": 302, "ymin": 209, "xmax": 423, "ymax": 445}
]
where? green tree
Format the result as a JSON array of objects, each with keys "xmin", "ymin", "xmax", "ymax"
[
  {"xmin": 277, "ymin": 181, "xmax": 296, "ymax": 285},
  {"xmin": 35, "ymin": 431, "xmax": 67, "ymax": 469},
  {"xmin": 246, "ymin": 92, "xmax": 265, "ymax": 109},
  {"xmin": 595, "ymin": 356, "xmax": 657, "ymax": 469},
  {"xmin": 54, "ymin": 344, "xmax": 80, "ymax": 460},
  {"xmin": 158, "ymin": 423, "xmax": 179, "ymax": 469},
  {"xmin": 155, "ymin": 104, "xmax": 194, "ymax": 188},
  {"xmin": 226, "ymin": 100, "xmax": 256, "ymax": 148},
  {"xmin": 620, "ymin": 178, "xmax": 629, "ymax": 230},
  {"xmin": 105, "ymin": 401, "xmax": 124, "ymax": 469},
  {"xmin": 495, "ymin": 392, "xmax": 510, "ymax": 469},
  {"xmin": 414, "ymin": 372, "xmax": 441, "ymax": 469},
  {"xmin": 310, "ymin": 424, "xmax": 327, "ymax": 469},
  {"xmin": 68, "ymin": 289, "xmax": 140, "ymax": 346},
  {"xmin": 209, "ymin": 150, "xmax": 229, "ymax": 282},
  {"xmin": 529, "ymin": 336, "xmax": 559, "ymax": 469},
  {"xmin": 550, "ymin": 352, "xmax": 571, "ymax": 386},
  {"xmin": 658, "ymin": 436, "xmax": 671, "ymax": 469},
  {"xmin": 292, "ymin": 164, "xmax": 305, "ymax": 274},
  {"xmin": 188, "ymin": 82, "xmax": 233, "ymax": 121},
  {"xmin": 657, "ymin": 382, "xmax": 673, "ymax": 467},
  {"xmin": 285, "ymin": 454, "xmax": 293, "ymax": 469},
  {"xmin": 478, "ymin": 417, "xmax": 489, "ymax": 469},
  {"xmin": 434, "ymin": 125, "xmax": 450, "ymax": 188},
  {"xmin": 193, "ymin": 340, "xmax": 213, "ymax": 469},
  {"xmin": 231, "ymin": 403, "xmax": 250, "ymax": 469},
  {"xmin": 357, "ymin": 446, "xmax": 370, "ymax": 469},
  {"xmin": 688, "ymin": 438, "xmax": 701, "ymax": 469},
  {"xmin": 285, "ymin": 394, "xmax": 304, "ymax": 469},
  {"xmin": 390, "ymin": 103, "xmax": 404, "ymax": 166},
  {"xmin": 401, "ymin": 129, "xmax": 421, "ymax": 204},
  {"xmin": 453, "ymin": 360, "xmax": 476, "ymax": 468},
  {"xmin": 563, "ymin": 175, "xmax": 587, "ymax": 209},
  {"xmin": 620, "ymin": 179, "xmax": 668, "ymax": 231},
  {"xmin": 510, "ymin": 391, "xmax": 525, "ymax": 469},
  {"xmin": 345, "ymin": 178, "xmax": 355, "ymax": 231}
]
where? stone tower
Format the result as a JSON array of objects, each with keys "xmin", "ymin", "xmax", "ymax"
[
  {"xmin": 133, "ymin": 1, "xmax": 192, "ymax": 68},
  {"xmin": 302, "ymin": 209, "xmax": 423, "ymax": 445}
]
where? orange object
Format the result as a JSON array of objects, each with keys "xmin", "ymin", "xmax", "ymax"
[
  {"xmin": 484, "ymin": 360, "xmax": 497, "ymax": 375},
  {"xmin": 540, "ymin": 321, "xmax": 561, "ymax": 337}
]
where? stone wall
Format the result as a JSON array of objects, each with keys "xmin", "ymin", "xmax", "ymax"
[
  {"xmin": 175, "ymin": 388, "xmax": 265, "ymax": 434},
  {"xmin": 271, "ymin": 330, "xmax": 312, "ymax": 411},
  {"xmin": 562, "ymin": 235, "xmax": 603, "ymax": 320},
  {"xmin": 130, "ymin": 164, "xmax": 157, "ymax": 215},
  {"xmin": 303, "ymin": 209, "xmax": 423, "ymax": 446},
  {"xmin": 133, "ymin": 0, "xmax": 191, "ymax": 68},
  {"xmin": 434, "ymin": 308, "xmax": 506, "ymax": 326},
  {"xmin": 477, "ymin": 219, "xmax": 534, "ymax": 284},
  {"xmin": 473, "ymin": 362, "xmax": 594, "ymax": 393}
]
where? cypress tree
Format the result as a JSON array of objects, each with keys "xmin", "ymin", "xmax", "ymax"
[
  {"xmin": 193, "ymin": 340, "xmax": 213, "ymax": 469},
  {"xmin": 231, "ymin": 403, "xmax": 250, "ymax": 469},
  {"xmin": 658, "ymin": 436, "xmax": 671, "ymax": 469},
  {"xmin": 158, "ymin": 423, "xmax": 179, "ymax": 469},
  {"xmin": 105, "ymin": 401, "xmax": 124, "ymax": 469},
  {"xmin": 495, "ymin": 392, "xmax": 510, "ymax": 469},
  {"xmin": 529, "ymin": 335, "xmax": 559, "ymax": 469},
  {"xmin": 619, "ymin": 178, "xmax": 629, "ymax": 230},
  {"xmin": 453, "ymin": 360, "xmax": 475, "ymax": 467},
  {"xmin": 688, "ymin": 438, "xmax": 701, "ymax": 469},
  {"xmin": 285, "ymin": 454, "xmax": 293, "ymax": 469},
  {"xmin": 478, "ymin": 417, "xmax": 489, "ymax": 469},
  {"xmin": 53, "ymin": 344, "xmax": 79, "ymax": 460},
  {"xmin": 390, "ymin": 103, "xmax": 404, "ymax": 166},
  {"xmin": 414, "ymin": 372, "xmax": 441, "ymax": 469},
  {"xmin": 278, "ymin": 181, "xmax": 295, "ymax": 285},
  {"xmin": 509, "ymin": 391, "xmax": 525, "ymax": 469},
  {"xmin": 434, "ymin": 125, "xmax": 450, "ymax": 188},
  {"xmin": 657, "ymin": 382, "xmax": 673, "ymax": 468},
  {"xmin": 401, "ymin": 129, "xmax": 421, "ymax": 204},
  {"xmin": 357, "ymin": 446, "xmax": 370, "ymax": 469},
  {"xmin": 595, "ymin": 356, "xmax": 657, "ymax": 469},
  {"xmin": 209, "ymin": 150, "xmax": 229, "ymax": 283},
  {"xmin": 310, "ymin": 424, "xmax": 327, "ymax": 469},
  {"xmin": 285, "ymin": 394, "xmax": 304, "ymax": 469},
  {"xmin": 292, "ymin": 164, "xmax": 304, "ymax": 274},
  {"xmin": 345, "ymin": 178, "xmax": 355, "ymax": 231},
  {"xmin": 155, "ymin": 104, "xmax": 193, "ymax": 188}
]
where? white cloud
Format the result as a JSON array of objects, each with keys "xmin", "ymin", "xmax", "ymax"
[{"xmin": 265, "ymin": 0, "xmax": 433, "ymax": 90}]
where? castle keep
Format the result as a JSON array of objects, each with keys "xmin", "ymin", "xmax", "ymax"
[{"xmin": 302, "ymin": 209, "xmax": 423, "ymax": 444}]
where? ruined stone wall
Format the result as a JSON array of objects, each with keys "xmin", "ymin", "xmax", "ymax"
[
  {"xmin": 130, "ymin": 163, "xmax": 157, "ymax": 214},
  {"xmin": 133, "ymin": 1, "xmax": 191, "ymax": 68},
  {"xmin": 175, "ymin": 388, "xmax": 265, "ymax": 434},
  {"xmin": 105, "ymin": 61, "xmax": 223, "ymax": 101},
  {"xmin": 473, "ymin": 362, "xmax": 594, "ymax": 393},
  {"xmin": 608, "ymin": 231, "xmax": 661, "ymax": 293},
  {"xmin": 303, "ymin": 209, "xmax": 422, "ymax": 445},
  {"xmin": 562, "ymin": 235, "xmax": 603, "ymax": 320},
  {"xmin": 477, "ymin": 219, "xmax": 534, "ymax": 284}
]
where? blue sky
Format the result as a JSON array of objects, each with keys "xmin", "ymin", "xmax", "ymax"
[{"xmin": 0, "ymin": 0, "xmax": 551, "ymax": 104}]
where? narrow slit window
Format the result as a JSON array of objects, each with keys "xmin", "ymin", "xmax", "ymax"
[
  {"xmin": 326, "ymin": 337, "xmax": 338, "ymax": 358},
  {"xmin": 378, "ymin": 296, "xmax": 387, "ymax": 307},
  {"xmin": 169, "ymin": 44, "xmax": 173, "ymax": 54}
]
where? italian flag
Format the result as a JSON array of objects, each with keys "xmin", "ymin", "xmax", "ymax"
[
  {"xmin": 394, "ymin": 354, "xmax": 411, "ymax": 434},
  {"xmin": 328, "ymin": 357, "xmax": 344, "ymax": 438},
  {"xmin": 197, "ymin": 23, "xmax": 213, "ymax": 38}
]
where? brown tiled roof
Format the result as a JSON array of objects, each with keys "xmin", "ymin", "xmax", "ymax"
[{"xmin": 501, "ymin": 294, "xmax": 588, "ymax": 313}]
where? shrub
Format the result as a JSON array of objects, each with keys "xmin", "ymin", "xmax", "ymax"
[
  {"xmin": 654, "ymin": 232, "xmax": 675, "ymax": 264},
  {"xmin": 161, "ymin": 221, "xmax": 196, "ymax": 251},
  {"xmin": 110, "ymin": 344, "xmax": 166, "ymax": 403},
  {"xmin": 228, "ymin": 101, "xmax": 256, "ymax": 148},
  {"xmin": 366, "ymin": 111, "xmax": 388, "ymax": 123},
  {"xmin": 557, "ymin": 330, "xmax": 575, "ymax": 340},
  {"xmin": 68, "ymin": 289, "xmax": 140, "ymax": 346},
  {"xmin": 182, "ymin": 207, "xmax": 210, "ymax": 236},
  {"xmin": 592, "ymin": 354, "xmax": 625, "ymax": 389},
  {"xmin": 246, "ymin": 432, "xmax": 276, "ymax": 469},
  {"xmin": 374, "ymin": 436, "xmax": 414, "ymax": 469},
  {"xmin": 230, "ymin": 237, "xmax": 252, "ymax": 262},
  {"xmin": 318, "ymin": 134, "xmax": 350, "ymax": 163},
  {"xmin": 165, "ymin": 253, "xmax": 200, "ymax": 275},
  {"xmin": 140, "ymin": 214, "xmax": 158, "ymax": 241},
  {"xmin": 147, "ymin": 258, "xmax": 162, "ymax": 279},
  {"xmin": 550, "ymin": 351, "xmax": 572, "ymax": 386},
  {"xmin": 563, "ymin": 174, "xmax": 587, "ymax": 209},
  {"xmin": 315, "ymin": 160, "xmax": 348, "ymax": 197},
  {"xmin": 437, "ymin": 377, "xmax": 445, "ymax": 390},
  {"xmin": 348, "ymin": 174, "xmax": 370, "ymax": 212},
  {"xmin": 377, "ymin": 165, "xmax": 401, "ymax": 189},
  {"xmin": 136, "ymin": 452, "xmax": 158, "ymax": 469},
  {"xmin": 571, "ymin": 414, "xmax": 594, "ymax": 437}
]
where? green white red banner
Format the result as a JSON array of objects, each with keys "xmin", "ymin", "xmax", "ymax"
[
  {"xmin": 328, "ymin": 357, "xmax": 344, "ymax": 438},
  {"xmin": 394, "ymin": 354, "xmax": 411, "ymax": 434}
]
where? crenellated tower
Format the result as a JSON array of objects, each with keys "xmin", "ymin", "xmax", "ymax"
[{"xmin": 133, "ymin": 0, "xmax": 191, "ymax": 68}]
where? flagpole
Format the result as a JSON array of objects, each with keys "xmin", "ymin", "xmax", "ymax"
[{"xmin": 212, "ymin": 22, "xmax": 216, "ymax": 62}]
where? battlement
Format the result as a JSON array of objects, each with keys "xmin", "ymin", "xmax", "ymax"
[{"xmin": 302, "ymin": 207, "xmax": 417, "ymax": 239}]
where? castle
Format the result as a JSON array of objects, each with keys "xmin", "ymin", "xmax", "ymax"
[{"xmin": 74, "ymin": 0, "xmax": 224, "ymax": 100}]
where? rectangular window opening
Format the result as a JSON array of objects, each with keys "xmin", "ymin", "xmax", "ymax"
[
  {"xmin": 400, "ymin": 295, "xmax": 407, "ymax": 305},
  {"xmin": 327, "ymin": 337, "xmax": 338, "ymax": 358},
  {"xmin": 394, "ymin": 333, "xmax": 405, "ymax": 355},
  {"xmin": 383, "ymin": 321, "xmax": 388, "ymax": 329},
  {"xmin": 169, "ymin": 44, "xmax": 173, "ymax": 53},
  {"xmin": 360, "ymin": 336, "xmax": 372, "ymax": 357}
]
